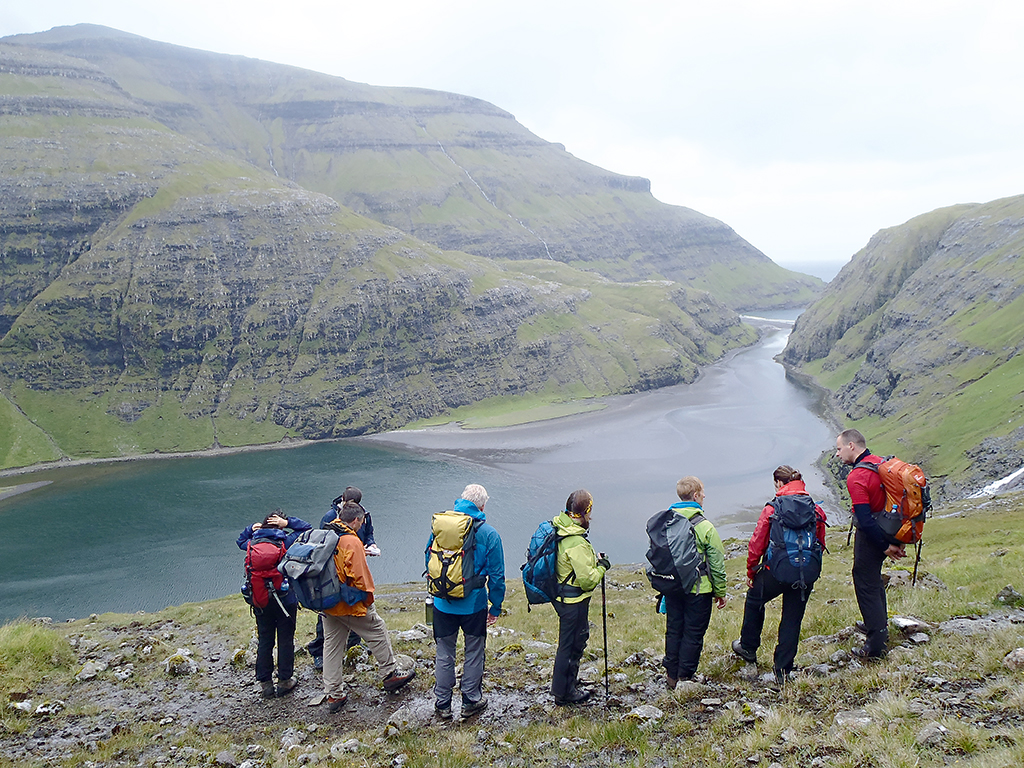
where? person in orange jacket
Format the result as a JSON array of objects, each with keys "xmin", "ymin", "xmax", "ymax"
[{"xmin": 321, "ymin": 501, "xmax": 415, "ymax": 713}]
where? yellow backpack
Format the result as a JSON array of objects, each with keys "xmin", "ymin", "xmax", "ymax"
[{"xmin": 426, "ymin": 512, "xmax": 485, "ymax": 599}]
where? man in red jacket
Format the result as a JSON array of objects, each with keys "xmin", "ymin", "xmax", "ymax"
[{"xmin": 836, "ymin": 428, "xmax": 905, "ymax": 659}]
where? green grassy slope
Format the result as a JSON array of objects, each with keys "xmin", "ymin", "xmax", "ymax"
[{"xmin": 783, "ymin": 196, "xmax": 1024, "ymax": 495}]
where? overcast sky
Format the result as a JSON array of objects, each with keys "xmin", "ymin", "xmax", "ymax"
[{"xmin": 4, "ymin": 1, "xmax": 1024, "ymax": 280}]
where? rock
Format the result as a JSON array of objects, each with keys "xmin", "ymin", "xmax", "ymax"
[
  {"xmin": 386, "ymin": 700, "xmax": 435, "ymax": 730},
  {"xmin": 214, "ymin": 751, "xmax": 237, "ymax": 766},
  {"xmin": 915, "ymin": 722, "xmax": 948, "ymax": 746},
  {"xmin": 700, "ymin": 698, "xmax": 723, "ymax": 707},
  {"xmin": 297, "ymin": 753, "xmax": 320, "ymax": 765},
  {"xmin": 623, "ymin": 705, "xmax": 663, "ymax": 727},
  {"xmin": 34, "ymin": 700, "xmax": 65, "ymax": 715},
  {"xmin": 8, "ymin": 700, "xmax": 33, "ymax": 713},
  {"xmin": 393, "ymin": 628, "xmax": 429, "ymax": 642},
  {"xmin": 995, "ymin": 585, "xmax": 1024, "ymax": 607},
  {"xmin": 675, "ymin": 680, "xmax": 704, "ymax": 695},
  {"xmin": 163, "ymin": 649, "xmax": 199, "ymax": 676},
  {"xmin": 909, "ymin": 633, "xmax": 930, "ymax": 644},
  {"xmin": 1002, "ymin": 648, "xmax": 1024, "ymax": 670},
  {"xmin": 891, "ymin": 616, "xmax": 931, "ymax": 633},
  {"xmin": 76, "ymin": 660, "xmax": 108, "ymax": 681},
  {"xmin": 330, "ymin": 739, "xmax": 361, "ymax": 755},
  {"xmin": 281, "ymin": 728, "xmax": 306, "ymax": 749},
  {"xmin": 807, "ymin": 664, "xmax": 833, "ymax": 676},
  {"xmin": 832, "ymin": 709, "xmax": 872, "ymax": 731}
]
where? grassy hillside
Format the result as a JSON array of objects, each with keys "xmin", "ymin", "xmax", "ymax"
[
  {"xmin": 0, "ymin": 35, "xmax": 761, "ymax": 470},
  {"xmin": 783, "ymin": 196, "xmax": 1024, "ymax": 497},
  {"xmin": 3, "ymin": 490, "xmax": 1024, "ymax": 766}
]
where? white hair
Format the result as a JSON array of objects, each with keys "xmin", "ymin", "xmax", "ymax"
[{"xmin": 461, "ymin": 483, "xmax": 489, "ymax": 510}]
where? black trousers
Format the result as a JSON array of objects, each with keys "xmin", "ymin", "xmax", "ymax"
[
  {"xmin": 739, "ymin": 568, "xmax": 811, "ymax": 673},
  {"xmin": 852, "ymin": 529, "xmax": 889, "ymax": 655},
  {"xmin": 663, "ymin": 591, "xmax": 713, "ymax": 680},
  {"xmin": 551, "ymin": 598, "xmax": 591, "ymax": 699},
  {"xmin": 255, "ymin": 600, "xmax": 297, "ymax": 682}
]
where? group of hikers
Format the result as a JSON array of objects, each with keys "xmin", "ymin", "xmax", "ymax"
[{"xmin": 236, "ymin": 428, "xmax": 923, "ymax": 716}]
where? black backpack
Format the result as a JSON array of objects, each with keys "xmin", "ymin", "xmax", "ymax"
[
  {"xmin": 644, "ymin": 509, "xmax": 708, "ymax": 595},
  {"xmin": 765, "ymin": 495, "xmax": 822, "ymax": 591}
]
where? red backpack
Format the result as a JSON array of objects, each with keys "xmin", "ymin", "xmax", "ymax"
[{"xmin": 243, "ymin": 539, "xmax": 287, "ymax": 610}]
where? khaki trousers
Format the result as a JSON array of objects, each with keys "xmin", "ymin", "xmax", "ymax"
[{"xmin": 322, "ymin": 606, "xmax": 397, "ymax": 698}]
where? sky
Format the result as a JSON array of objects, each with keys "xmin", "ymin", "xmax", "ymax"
[{"xmin": 4, "ymin": 1, "xmax": 1024, "ymax": 281}]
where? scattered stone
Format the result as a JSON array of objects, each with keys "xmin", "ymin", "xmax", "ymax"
[
  {"xmin": 163, "ymin": 649, "xmax": 199, "ymax": 676},
  {"xmin": 330, "ymin": 739, "xmax": 361, "ymax": 755},
  {"xmin": 891, "ymin": 616, "xmax": 931, "ymax": 633},
  {"xmin": 76, "ymin": 661, "xmax": 108, "ymax": 681},
  {"xmin": 8, "ymin": 701, "xmax": 33, "ymax": 713},
  {"xmin": 297, "ymin": 753, "xmax": 320, "ymax": 765},
  {"xmin": 387, "ymin": 700, "xmax": 435, "ymax": 730},
  {"xmin": 113, "ymin": 664, "xmax": 135, "ymax": 681},
  {"xmin": 909, "ymin": 633, "xmax": 930, "ymax": 644},
  {"xmin": 34, "ymin": 700, "xmax": 65, "ymax": 715},
  {"xmin": 393, "ymin": 628, "xmax": 429, "ymax": 642},
  {"xmin": 1002, "ymin": 648, "xmax": 1024, "ymax": 671},
  {"xmin": 915, "ymin": 722, "xmax": 948, "ymax": 746},
  {"xmin": 700, "ymin": 698, "xmax": 723, "ymax": 707},
  {"xmin": 995, "ymin": 585, "xmax": 1024, "ymax": 607},
  {"xmin": 214, "ymin": 750, "xmax": 237, "ymax": 766},
  {"xmin": 832, "ymin": 709, "xmax": 872, "ymax": 731},
  {"xmin": 807, "ymin": 664, "xmax": 833, "ymax": 676},
  {"xmin": 675, "ymin": 680, "xmax": 704, "ymax": 695},
  {"xmin": 623, "ymin": 705, "xmax": 663, "ymax": 726},
  {"xmin": 281, "ymin": 728, "xmax": 306, "ymax": 750}
]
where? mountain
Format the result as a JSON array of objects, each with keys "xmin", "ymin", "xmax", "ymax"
[
  {"xmin": 782, "ymin": 195, "xmax": 1024, "ymax": 497},
  {"xmin": 0, "ymin": 25, "xmax": 816, "ymax": 470}
]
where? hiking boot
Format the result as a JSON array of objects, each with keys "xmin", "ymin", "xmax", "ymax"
[
  {"xmin": 461, "ymin": 696, "xmax": 488, "ymax": 718},
  {"xmin": 276, "ymin": 677, "xmax": 297, "ymax": 697},
  {"xmin": 773, "ymin": 669, "xmax": 788, "ymax": 686},
  {"xmin": 435, "ymin": 701, "xmax": 453, "ymax": 720},
  {"xmin": 666, "ymin": 676, "xmax": 678, "ymax": 691},
  {"xmin": 382, "ymin": 668, "xmax": 416, "ymax": 692},
  {"xmin": 851, "ymin": 646, "xmax": 886, "ymax": 662},
  {"xmin": 327, "ymin": 694, "xmax": 348, "ymax": 713},
  {"xmin": 554, "ymin": 689, "xmax": 591, "ymax": 706},
  {"xmin": 854, "ymin": 621, "xmax": 868, "ymax": 634},
  {"xmin": 312, "ymin": 656, "xmax": 323, "ymax": 672},
  {"xmin": 732, "ymin": 639, "xmax": 757, "ymax": 664},
  {"xmin": 259, "ymin": 679, "xmax": 276, "ymax": 699}
]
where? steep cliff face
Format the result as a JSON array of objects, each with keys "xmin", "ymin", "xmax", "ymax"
[
  {"xmin": 782, "ymin": 196, "xmax": 1024, "ymax": 496},
  {"xmin": 0, "ymin": 34, "xmax": 756, "ymax": 468},
  {"xmin": 4, "ymin": 24, "xmax": 820, "ymax": 311}
]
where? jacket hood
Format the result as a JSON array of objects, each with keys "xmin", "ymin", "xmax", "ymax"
[
  {"xmin": 553, "ymin": 511, "xmax": 587, "ymax": 537},
  {"xmin": 453, "ymin": 498, "xmax": 485, "ymax": 521},
  {"xmin": 252, "ymin": 527, "xmax": 288, "ymax": 542},
  {"xmin": 776, "ymin": 479, "xmax": 809, "ymax": 497},
  {"xmin": 670, "ymin": 500, "xmax": 704, "ymax": 519}
]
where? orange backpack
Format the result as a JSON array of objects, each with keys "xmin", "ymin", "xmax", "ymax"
[{"xmin": 855, "ymin": 456, "xmax": 930, "ymax": 544}]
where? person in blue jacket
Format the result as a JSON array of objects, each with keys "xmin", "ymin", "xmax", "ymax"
[
  {"xmin": 237, "ymin": 510, "xmax": 311, "ymax": 698},
  {"xmin": 307, "ymin": 486, "xmax": 378, "ymax": 668},
  {"xmin": 425, "ymin": 484, "xmax": 505, "ymax": 720}
]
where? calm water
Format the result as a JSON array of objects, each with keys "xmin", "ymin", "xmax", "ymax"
[{"xmin": 0, "ymin": 315, "xmax": 837, "ymax": 622}]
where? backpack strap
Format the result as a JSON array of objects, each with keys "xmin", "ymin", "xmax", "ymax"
[{"xmin": 687, "ymin": 512, "xmax": 711, "ymax": 577}]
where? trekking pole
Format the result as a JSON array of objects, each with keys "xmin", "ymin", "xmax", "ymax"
[
  {"xmin": 600, "ymin": 553, "xmax": 609, "ymax": 703},
  {"xmin": 912, "ymin": 540, "xmax": 922, "ymax": 586}
]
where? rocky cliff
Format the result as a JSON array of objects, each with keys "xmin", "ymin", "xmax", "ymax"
[
  {"xmin": 0, "ymin": 28, "xmax": 774, "ymax": 469},
  {"xmin": 782, "ymin": 196, "xmax": 1024, "ymax": 496}
]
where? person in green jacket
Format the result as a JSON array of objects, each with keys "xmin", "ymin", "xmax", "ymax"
[
  {"xmin": 550, "ymin": 489, "xmax": 610, "ymax": 706},
  {"xmin": 663, "ymin": 476, "xmax": 727, "ymax": 688}
]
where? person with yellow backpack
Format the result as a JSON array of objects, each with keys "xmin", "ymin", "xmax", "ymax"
[{"xmin": 425, "ymin": 484, "xmax": 505, "ymax": 720}]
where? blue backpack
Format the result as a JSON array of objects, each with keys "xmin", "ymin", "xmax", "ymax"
[
  {"xmin": 521, "ymin": 520, "xmax": 582, "ymax": 610},
  {"xmin": 765, "ymin": 495, "xmax": 822, "ymax": 592}
]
